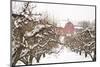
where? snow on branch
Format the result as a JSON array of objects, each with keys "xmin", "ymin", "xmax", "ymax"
[{"xmin": 24, "ymin": 24, "xmax": 45, "ymax": 37}]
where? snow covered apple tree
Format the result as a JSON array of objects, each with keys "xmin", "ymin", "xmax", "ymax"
[
  {"xmin": 64, "ymin": 24, "xmax": 96, "ymax": 61},
  {"xmin": 11, "ymin": 2, "xmax": 59, "ymax": 66}
]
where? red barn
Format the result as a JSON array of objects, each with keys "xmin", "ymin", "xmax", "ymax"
[
  {"xmin": 55, "ymin": 21, "xmax": 75, "ymax": 36},
  {"xmin": 64, "ymin": 21, "xmax": 75, "ymax": 36}
]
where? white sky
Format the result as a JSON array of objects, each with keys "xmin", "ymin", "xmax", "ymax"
[{"xmin": 12, "ymin": 1, "xmax": 95, "ymax": 27}]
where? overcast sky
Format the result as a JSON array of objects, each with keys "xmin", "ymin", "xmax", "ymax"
[{"xmin": 12, "ymin": 1, "xmax": 95, "ymax": 27}]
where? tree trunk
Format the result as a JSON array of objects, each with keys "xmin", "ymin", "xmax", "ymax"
[
  {"xmin": 28, "ymin": 55, "xmax": 34, "ymax": 65},
  {"xmin": 85, "ymin": 52, "xmax": 87, "ymax": 57},
  {"xmin": 35, "ymin": 54, "xmax": 42, "ymax": 63},
  {"xmin": 43, "ymin": 53, "xmax": 45, "ymax": 58},
  {"xmin": 12, "ymin": 55, "xmax": 19, "ymax": 66},
  {"xmin": 90, "ymin": 50, "xmax": 96, "ymax": 61},
  {"xmin": 12, "ymin": 45, "xmax": 24, "ymax": 66},
  {"xmin": 79, "ymin": 50, "xmax": 81, "ymax": 55}
]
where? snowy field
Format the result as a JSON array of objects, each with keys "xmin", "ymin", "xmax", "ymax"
[
  {"xmin": 32, "ymin": 45, "xmax": 92, "ymax": 64},
  {"xmin": 16, "ymin": 36, "xmax": 92, "ymax": 65},
  {"xmin": 17, "ymin": 45, "xmax": 92, "ymax": 65}
]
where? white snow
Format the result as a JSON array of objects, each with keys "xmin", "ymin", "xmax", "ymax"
[
  {"xmin": 14, "ymin": 21, "xmax": 19, "ymax": 28},
  {"xmin": 59, "ymin": 36, "xmax": 64, "ymax": 43},
  {"xmin": 36, "ymin": 34, "xmax": 44, "ymax": 38},
  {"xmin": 16, "ymin": 36, "xmax": 92, "ymax": 65},
  {"xmin": 24, "ymin": 31, "xmax": 32, "ymax": 37},
  {"xmin": 43, "ymin": 32, "xmax": 48, "ymax": 35},
  {"xmin": 30, "ymin": 43, "xmax": 38, "ymax": 49},
  {"xmin": 16, "ymin": 61, "xmax": 24, "ymax": 65},
  {"xmin": 24, "ymin": 24, "xmax": 45, "ymax": 37},
  {"xmin": 74, "ymin": 26, "xmax": 83, "ymax": 29},
  {"xmin": 32, "ymin": 45, "xmax": 92, "ymax": 64},
  {"xmin": 32, "ymin": 36, "xmax": 92, "ymax": 64},
  {"xmin": 89, "ymin": 30, "xmax": 95, "ymax": 38}
]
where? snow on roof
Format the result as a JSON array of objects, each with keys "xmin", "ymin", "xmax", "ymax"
[{"xmin": 74, "ymin": 26, "xmax": 83, "ymax": 29}]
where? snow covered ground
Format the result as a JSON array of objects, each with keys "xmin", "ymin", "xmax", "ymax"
[
  {"xmin": 32, "ymin": 36, "xmax": 92, "ymax": 64},
  {"xmin": 16, "ymin": 45, "xmax": 92, "ymax": 65},
  {"xmin": 32, "ymin": 45, "xmax": 92, "ymax": 64},
  {"xmin": 16, "ymin": 36, "xmax": 92, "ymax": 65}
]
